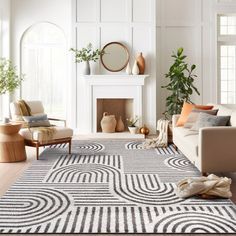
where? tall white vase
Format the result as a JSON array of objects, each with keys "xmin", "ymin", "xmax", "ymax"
[
  {"xmin": 82, "ymin": 61, "xmax": 91, "ymax": 75},
  {"xmin": 125, "ymin": 62, "xmax": 132, "ymax": 75},
  {"xmin": 132, "ymin": 60, "xmax": 139, "ymax": 75}
]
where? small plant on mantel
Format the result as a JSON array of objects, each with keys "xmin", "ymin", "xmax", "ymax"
[
  {"xmin": 70, "ymin": 43, "xmax": 103, "ymax": 75},
  {"xmin": 162, "ymin": 47, "xmax": 200, "ymax": 118},
  {"xmin": 126, "ymin": 116, "xmax": 139, "ymax": 134},
  {"xmin": 126, "ymin": 116, "xmax": 139, "ymax": 127}
]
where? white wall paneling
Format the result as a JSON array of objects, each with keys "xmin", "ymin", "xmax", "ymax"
[
  {"xmin": 76, "ymin": 0, "xmax": 99, "ymax": 22},
  {"xmin": 100, "ymin": 0, "xmax": 130, "ymax": 22},
  {"xmin": 132, "ymin": 0, "xmax": 153, "ymax": 23},
  {"xmin": 73, "ymin": 0, "xmax": 156, "ymax": 133},
  {"xmin": 156, "ymin": 0, "xmax": 207, "ymax": 118},
  {"xmin": 0, "ymin": 0, "xmax": 11, "ymax": 119}
]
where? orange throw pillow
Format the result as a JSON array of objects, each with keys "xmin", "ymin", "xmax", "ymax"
[
  {"xmin": 195, "ymin": 105, "xmax": 214, "ymax": 110},
  {"xmin": 176, "ymin": 102, "xmax": 213, "ymax": 127}
]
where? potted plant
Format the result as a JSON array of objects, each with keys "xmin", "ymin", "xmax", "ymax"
[
  {"xmin": 162, "ymin": 47, "xmax": 200, "ymax": 118},
  {"xmin": 0, "ymin": 58, "xmax": 24, "ymax": 95},
  {"xmin": 70, "ymin": 43, "xmax": 103, "ymax": 75},
  {"xmin": 126, "ymin": 116, "xmax": 139, "ymax": 134}
]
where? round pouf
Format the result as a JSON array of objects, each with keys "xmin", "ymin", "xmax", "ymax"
[{"xmin": 0, "ymin": 123, "xmax": 26, "ymax": 163}]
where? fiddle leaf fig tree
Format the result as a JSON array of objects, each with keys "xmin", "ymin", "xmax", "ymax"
[
  {"xmin": 0, "ymin": 58, "xmax": 24, "ymax": 95},
  {"xmin": 162, "ymin": 47, "xmax": 200, "ymax": 117}
]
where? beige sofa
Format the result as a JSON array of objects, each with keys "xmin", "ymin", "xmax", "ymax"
[{"xmin": 172, "ymin": 104, "xmax": 236, "ymax": 174}]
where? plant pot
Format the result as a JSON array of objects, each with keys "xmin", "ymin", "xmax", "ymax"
[
  {"xmin": 82, "ymin": 61, "xmax": 91, "ymax": 75},
  {"xmin": 128, "ymin": 126, "xmax": 138, "ymax": 134}
]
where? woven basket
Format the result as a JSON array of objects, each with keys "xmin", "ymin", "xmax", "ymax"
[{"xmin": 100, "ymin": 112, "xmax": 117, "ymax": 133}]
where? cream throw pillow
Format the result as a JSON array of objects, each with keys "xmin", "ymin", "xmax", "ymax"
[{"xmin": 184, "ymin": 109, "xmax": 218, "ymax": 129}]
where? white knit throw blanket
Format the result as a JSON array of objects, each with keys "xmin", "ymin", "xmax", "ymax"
[
  {"xmin": 142, "ymin": 119, "xmax": 170, "ymax": 149},
  {"xmin": 176, "ymin": 174, "xmax": 232, "ymax": 199}
]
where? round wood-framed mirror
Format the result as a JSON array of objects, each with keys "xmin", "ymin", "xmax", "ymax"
[{"xmin": 101, "ymin": 42, "xmax": 130, "ymax": 72}]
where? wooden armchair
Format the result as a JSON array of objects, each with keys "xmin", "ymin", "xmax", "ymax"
[{"xmin": 10, "ymin": 101, "xmax": 73, "ymax": 160}]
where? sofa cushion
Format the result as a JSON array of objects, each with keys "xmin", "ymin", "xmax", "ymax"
[
  {"xmin": 176, "ymin": 102, "xmax": 213, "ymax": 127},
  {"xmin": 173, "ymin": 127, "xmax": 199, "ymax": 156},
  {"xmin": 191, "ymin": 113, "xmax": 230, "ymax": 131},
  {"xmin": 20, "ymin": 126, "xmax": 73, "ymax": 143},
  {"xmin": 184, "ymin": 109, "xmax": 218, "ymax": 128},
  {"xmin": 212, "ymin": 104, "xmax": 233, "ymax": 116}
]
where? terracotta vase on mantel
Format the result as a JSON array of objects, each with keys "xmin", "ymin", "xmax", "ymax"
[{"xmin": 136, "ymin": 52, "xmax": 145, "ymax": 75}]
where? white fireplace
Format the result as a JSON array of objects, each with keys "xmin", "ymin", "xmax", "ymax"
[{"xmin": 81, "ymin": 74, "xmax": 148, "ymax": 133}]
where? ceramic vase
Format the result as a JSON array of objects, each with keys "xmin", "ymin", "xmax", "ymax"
[
  {"xmin": 100, "ymin": 112, "xmax": 117, "ymax": 133},
  {"xmin": 136, "ymin": 52, "xmax": 145, "ymax": 74},
  {"xmin": 128, "ymin": 126, "xmax": 138, "ymax": 134},
  {"xmin": 125, "ymin": 62, "xmax": 132, "ymax": 75},
  {"xmin": 82, "ymin": 61, "xmax": 91, "ymax": 75},
  {"xmin": 116, "ymin": 116, "xmax": 125, "ymax": 132},
  {"xmin": 132, "ymin": 60, "xmax": 139, "ymax": 75}
]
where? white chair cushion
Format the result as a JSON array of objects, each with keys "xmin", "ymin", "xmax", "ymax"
[
  {"xmin": 10, "ymin": 101, "xmax": 45, "ymax": 121},
  {"xmin": 19, "ymin": 126, "xmax": 73, "ymax": 143}
]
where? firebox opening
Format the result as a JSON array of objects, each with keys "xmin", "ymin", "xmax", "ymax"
[{"xmin": 97, "ymin": 99, "xmax": 133, "ymax": 132}]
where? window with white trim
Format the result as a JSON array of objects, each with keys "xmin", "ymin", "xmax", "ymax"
[
  {"xmin": 21, "ymin": 22, "xmax": 67, "ymax": 118},
  {"xmin": 218, "ymin": 15, "xmax": 236, "ymax": 104}
]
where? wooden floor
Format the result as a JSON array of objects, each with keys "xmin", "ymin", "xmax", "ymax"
[{"xmin": 0, "ymin": 138, "xmax": 235, "ymax": 236}]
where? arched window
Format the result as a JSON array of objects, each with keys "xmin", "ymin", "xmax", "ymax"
[{"xmin": 20, "ymin": 22, "xmax": 67, "ymax": 118}]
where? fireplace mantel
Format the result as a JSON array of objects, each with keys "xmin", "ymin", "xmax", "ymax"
[
  {"xmin": 81, "ymin": 74, "xmax": 148, "ymax": 85},
  {"xmin": 81, "ymin": 74, "xmax": 149, "ymax": 133}
]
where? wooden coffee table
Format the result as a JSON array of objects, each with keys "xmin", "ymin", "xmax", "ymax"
[{"xmin": 0, "ymin": 123, "xmax": 26, "ymax": 162}]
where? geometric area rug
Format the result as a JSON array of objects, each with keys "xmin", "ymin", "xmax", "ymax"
[{"xmin": 0, "ymin": 140, "xmax": 235, "ymax": 234}]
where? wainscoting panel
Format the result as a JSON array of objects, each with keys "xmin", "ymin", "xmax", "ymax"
[
  {"xmin": 162, "ymin": 0, "xmax": 198, "ymax": 26},
  {"xmin": 132, "ymin": 0, "xmax": 153, "ymax": 23},
  {"xmin": 100, "ymin": 0, "xmax": 130, "ymax": 22},
  {"xmin": 76, "ymin": 0, "xmax": 99, "ymax": 22}
]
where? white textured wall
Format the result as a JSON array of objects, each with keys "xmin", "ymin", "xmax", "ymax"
[
  {"xmin": 156, "ymin": 0, "xmax": 212, "ymax": 118},
  {"xmin": 0, "ymin": 0, "xmax": 11, "ymax": 118},
  {"xmin": 0, "ymin": 0, "xmax": 10, "ymax": 58}
]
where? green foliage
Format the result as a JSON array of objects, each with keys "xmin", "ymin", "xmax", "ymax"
[
  {"xmin": 70, "ymin": 43, "xmax": 103, "ymax": 63},
  {"xmin": 161, "ymin": 47, "xmax": 200, "ymax": 117},
  {"xmin": 0, "ymin": 58, "xmax": 24, "ymax": 95}
]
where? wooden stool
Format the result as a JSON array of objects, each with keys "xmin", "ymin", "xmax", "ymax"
[{"xmin": 0, "ymin": 123, "xmax": 26, "ymax": 163}]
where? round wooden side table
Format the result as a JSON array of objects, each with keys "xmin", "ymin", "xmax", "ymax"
[{"xmin": 0, "ymin": 123, "xmax": 26, "ymax": 163}]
